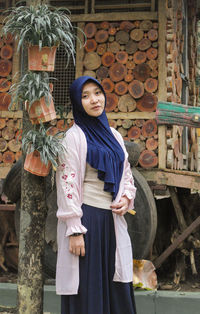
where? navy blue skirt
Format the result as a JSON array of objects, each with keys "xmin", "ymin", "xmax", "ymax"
[{"xmin": 61, "ymin": 204, "xmax": 137, "ymax": 314}]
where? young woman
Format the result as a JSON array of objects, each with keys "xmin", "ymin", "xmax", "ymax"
[{"xmin": 56, "ymin": 76, "xmax": 137, "ymax": 314}]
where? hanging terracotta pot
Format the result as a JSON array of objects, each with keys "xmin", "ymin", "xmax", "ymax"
[
  {"xmin": 24, "ymin": 150, "xmax": 51, "ymax": 177},
  {"xmin": 28, "ymin": 46, "xmax": 57, "ymax": 72},
  {"xmin": 27, "ymin": 84, "xmax": 57, "ymax": 124}
]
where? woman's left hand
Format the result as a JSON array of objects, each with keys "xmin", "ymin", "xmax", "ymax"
[{"xmin": 110, "ymin": 196, "xmax": 129, "ymax": 216}]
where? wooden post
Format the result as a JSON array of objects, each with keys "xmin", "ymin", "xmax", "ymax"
[
  {"xmin": 158, "ymin": 0, "xmax": 167, "ymax": 169},
  {"xmin": 16, "ymin": 1, "xmax": 48, "ymax": 314}
]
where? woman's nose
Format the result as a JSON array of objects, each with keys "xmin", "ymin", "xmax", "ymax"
[{"xmin": 90, "ymin": 94, "xmax": 98, "ymax": 103}]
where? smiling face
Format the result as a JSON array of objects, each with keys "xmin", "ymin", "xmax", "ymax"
[{"xmin": 81, "ymin": 81, "xmax": 105, "ymax": 117}]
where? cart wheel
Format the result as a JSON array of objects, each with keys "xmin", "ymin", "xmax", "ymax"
[{"xmin": 125, "ymin": 167, "xmax": 157, "ymax": 259}]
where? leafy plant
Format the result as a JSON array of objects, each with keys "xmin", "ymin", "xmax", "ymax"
[
  {"xmin": 9, "ymin": 71, "xmax": 55, "ymax": 109},
  {"xmin": 2, "ymin": 4, "xmax": 84, "ymax": 63},
  {"xmin": 22, "ymin": 124, "xmax": 65, "ymax": 169}
]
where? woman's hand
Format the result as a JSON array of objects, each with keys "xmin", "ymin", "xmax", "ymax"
[
  {"xmin": 69, "ymin": 234, "xmax": 85, "ymax": 256},
  {"xmin": 110, "ymin": 196, "xmax": 129, "ymax": 216}
]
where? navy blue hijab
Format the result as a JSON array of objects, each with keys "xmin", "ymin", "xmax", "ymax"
[{"xmin": 70, "ymin": 76, "xmax": 124, "ymax": 200}]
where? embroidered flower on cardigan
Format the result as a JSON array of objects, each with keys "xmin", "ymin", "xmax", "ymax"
[
  {"xmin": 67, "ymin": 194, "xmax": 72, "ymax": 199},
  {"xmin": 61, "ymin": 169, "xmax": 76, "ymax": 200}
]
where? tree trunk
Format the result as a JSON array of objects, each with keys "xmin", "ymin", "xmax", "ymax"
[{"xmin": 17, "ymin": 156, "xmax": 47, "ymax": 314}]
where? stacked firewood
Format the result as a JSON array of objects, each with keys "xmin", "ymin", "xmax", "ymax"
[
  {"xmin": 0, "ymin": 33, "xmax": 13, "ymax": 111},
  {"xmin": 83, "ymin": 20, "xmax": 159, "ymax": 168},
  {"xmin": 165, "ymin": 0, "xmax": 198, "ymax": 171},
  {"xmin": 0, "ymin": 118, "xmax": 22, "ymax": 165}
]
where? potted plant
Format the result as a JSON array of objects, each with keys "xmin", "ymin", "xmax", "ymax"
[
  {"xmin": 22, "ymin": 124, "xmax": 65, "ymax": 176},
  {"xmin": 9, "ymin": 71, "xmax": 57, "ymax": 124},
  {"xmin": 2, "ymin": 4, "xmax": 81, "ymax": 71}
]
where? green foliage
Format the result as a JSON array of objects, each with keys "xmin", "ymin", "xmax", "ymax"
[
  {"xmin": 22, "ymin": 124, "xmax": 65, "ymax": 168},
  {"xmin": 2, "ymin": 4, "xmax": 83, "ymax": 64},
  {"xmin": 9, "ymin": 71, "xmax": 55, "ymax": 109}
]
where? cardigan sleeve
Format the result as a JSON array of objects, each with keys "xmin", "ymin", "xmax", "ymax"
[
  {"xmin": 56, "ymin": 131, "xmax": 87, "ymax": 237},
  {"xmin": 122, "ymin": 150, "xmax": 137, "ymax": 210},
  {"xmin": 111, "ymin": 128, "xmax": 136, "ymax": 210}
]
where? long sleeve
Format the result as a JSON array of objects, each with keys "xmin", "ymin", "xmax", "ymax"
[
  {"xmin": 122, "ymin": 150, "xmax": 137, "ymax": 210},
  {"xmin": 56, "ymin": 129, "xmax": 87, "ymax": 237},
  {"xmin": 110, "ymin": 127, "xmax": 137, "ymax": 210}
]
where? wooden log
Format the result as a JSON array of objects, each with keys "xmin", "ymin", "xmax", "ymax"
[
  {"xmin": 146, "ymin": 47, "xmax": 158, "ymax": 60},
  {"xmin": 126, "ymin": 60, "xmax": 135, "ymax": 70},
  {"xmin": 138, "ymin": 38, "xmax": 151, "ymax": 51},
  {"xmin": 120, "ymin": 21, "xmax": 135, "ymax": 32},
  {"xmin": 138, "ymin": 150, "xmax": 158, "ymax": 168},
  {"xmin": 0, "ymin": 138, "xmax": 7, "ymax": 152},
  {"xmin": 137, "ymin": 93, "xmax": 158, "ymax": 112},
  {"xmin": 175, "ymin": 77, "xmax": 182, "ymax": 97},
  {"xmin": 118, "ymin": 94, "xmax": 136, "ymax": 112},
  {"xmin": 135, "ymin": 119, "xmax": 145, "ymax": 127},
  {"xmin": 0, "ymin": 118, "xmax": 6, "ymax": 129},
  {"xmin": 121, "ymin": 119, "xmax": 132, "ymax": 129},
  {"xmin": 83, "ymin": 52, "xmax": 101, "ymax": 70},
  {"xmin": 128, "ymin": 80, "xmax": 144, "ymax": 99},
  {"xmin": 117, "ymin": 127, "xmax": 127, "ymax": 137},
  {"xmin": 144, "ymin": 78, "xmax": 158, "ymax": 93},
  {"xmin": 147, "ymin": 29, "xmax": 158, "ymax": 41},
  {"xmin": 146, "ymin": 138, "xmax": 158, "ymax": 150},
  {"xmin": 84, "ymin": 39, "xmax": 97, "ymax": 52},
  {"xmin": 0, "ymin": 45, "xmax": 13, "ymax": 60},
  {"xmin": 96, "ymin": 66, "xmax": 109, "ymax": 79},
  {"xmin": 141, "ymin": 119, "xmax": 158, "ymax": 138},
  {"xmin": 0, "ymin": 60, "xmax": 12, "ymax": 77},
  {"xmin": 0, "ymin": 92, "xmax": 11, "ymax": 110},
  {"xmin": 84, "ymin": 23, "xmax": 97, "ymax": 38},
  {"xmin": 105, "ymin": 93, "xmax": 118, "ymax": 112},
  {"xmin": 83, "ymin": 70, "xmax": 96, "ymax": 78},
  {"xmin": 130, "ymin": 29, "xmax": 144, "ymax": 41},
  {"xmin": 0, "ymin": 79, "xmax": 11, "ymax": 92},
  {"xmin": 125, "ymin": 40, "xmax": 138, "ymax": 54},
  {"xmin": 101, "ymin": 51, "xmax": 115, "ymax": 67},
  {"xmin": 8, "ymin": 139, "xmax": 21, "ymax": 152},
  {"xmin": 15, "ymin": 151, "xmax": 22, "ymax": 161},
  {"xmin": 108, "ymin": 42, "xmax": 120, "ymax": 53},
  {"xmin": 133, "ymin": 51, "xmax": 146, "ymax": 64},
  {"xmin": 100, "ymin": 21, "xmax": 110, "ymax": 29},
  {"xmin": 3, "ymin": 33, "xmax": 14, "ymax": 44},
  {"xmin": 133, "ymin": 63, "xmax": 151, "ymax": 82},
  {"xmin": 109, "ymin": 63, "xmax": 127, "ymax": 82},
  {"xmin": 156, "ymin": 101, "xmax": 200, "ymax": 128},
  {"xmin": 108, "ymin": 27, "xmax": 117, "ymax": 36},
  {"xmin": 150, "ymin": 69, "xmax": 158, "ymax": 78},
  {"xmin": 97, "ymin": 43, "xmax": 107, "ymax": 55},
  {"xmin": 108, "ymin": 119, "xmax": 117, "ymax": 128},
  {"xmin": 124, "ymin": 73, "xmax": 134, "ymax": 83},
  {"xmin": 101, "ymin": 78, "xmax": 114, "ymax": 93},
  {"xmin": 2, "ymin": 127, "xmax": 15, "ymax": 140},
  {"xmin": 140, "ymin": 20, "xmax": 153, "ymax": 31},
  {"xmin": 127, "ymin": 126, "xmax": 141, "ymax": 139},
  {"xmin": 95, "ymin": 30, "xmax": 109, "ymax": 43},
  {"xmin": 2, "ymin": 151, "xmax": 15, "ymax": 164},
  {"xmin": 115, "ymin": 30, "xmax": 129, "ymax": 44},
  {"xmin": 114, "ymin": 81, "xmax": 128, "ymax": 95},
  {"xmin": 115, "ymin": 51, "xmax": 128, "ymax": 64}
]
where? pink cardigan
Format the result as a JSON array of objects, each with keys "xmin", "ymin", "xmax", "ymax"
[{"xmin": 56, "ymin": 124, "xmax": 136, "ymax": 295}]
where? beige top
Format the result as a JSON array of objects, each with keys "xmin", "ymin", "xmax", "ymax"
[{"xmin": 83, "ymin": 163, "xmax": 112, "ymax": 209}]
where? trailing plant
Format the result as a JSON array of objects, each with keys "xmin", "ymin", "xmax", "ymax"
[
  {"xmin": 9, "ymin": 71, "xmax": 55, "ymax": 110},
  {"xmin": 2, "ymin": 3, "xmax": 85, "ymax": 63},
  {"xmin": 22, "ymin": 124, "xmax": 65, "ymax": 170}
]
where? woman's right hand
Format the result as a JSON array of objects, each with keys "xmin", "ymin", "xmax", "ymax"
[{"xmin": 69, "ymin": 234, "xmax": 85, "ymax": 256}]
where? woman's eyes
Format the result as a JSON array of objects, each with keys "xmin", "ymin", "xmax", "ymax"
[{"xmin": 82, "ymin": 90, "xmax": 102, "ymax": 98}]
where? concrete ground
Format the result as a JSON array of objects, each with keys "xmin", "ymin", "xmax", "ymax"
[{"xmin": 0, "ymin": 283, "xmax": 200, "ymax": 314}]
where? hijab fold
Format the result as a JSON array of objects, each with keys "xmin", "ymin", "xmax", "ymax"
[{"xmin": 70, "ymin": 76, "xmax": 124, "ymax": 200}]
